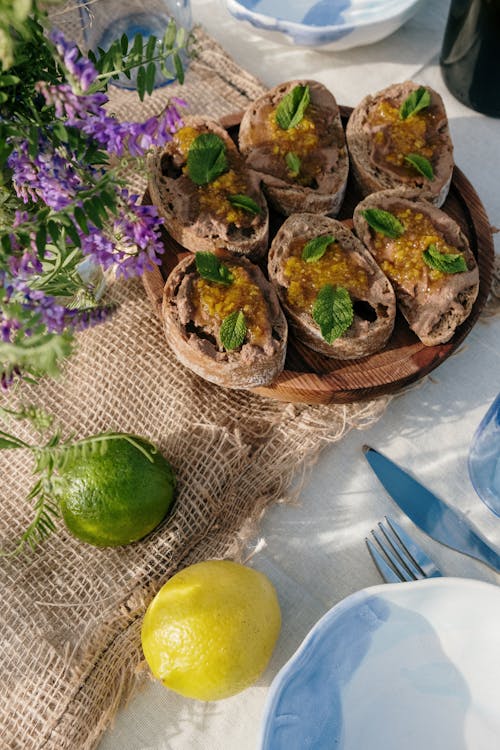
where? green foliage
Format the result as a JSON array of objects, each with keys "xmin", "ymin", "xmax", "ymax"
[
  {"xmin": 195, "ymin": 252, "xmax": 234, "ymax": 285},
  {"xmin": 361, "ymin": 208, "xmax": 405, "ymax": 238},
  {"xmin": 275, "ymin": 85, "xmax": 310, "ymax": 130},
  {"xmin": 312, "ymin": 285, "xmax": 353, "ymax": 344},
  {"xmin": 227, "ymin": 194, "xmax": 261, "ymax": 215},
  {"xmin": 422, "ymin": 243, "xmax": 468, "ymax": 274},
  {"xmin": 220, "ymin": 310, "xmax": 247, "ymax": 351},
  {"xmin": 187, "ymin": 133, "xmax": 228, "ymax": 185},
  {"xmin": 399, "ymin": 87, "xmax": 431, "ymax": 120},
  {"xmin": 404, "ymin": 153, "xmax": 434, "ymax": 180},
  {"xmin": 301, "ymin": 235, "xmax": 336, "ymax": 263},
  {"xmin": 285, "ymin": 151, "xmax": 301, "ymax": 177},
  {"xmin": 88, "ymin": 19, "xmax": 190, "ymax": 100}
]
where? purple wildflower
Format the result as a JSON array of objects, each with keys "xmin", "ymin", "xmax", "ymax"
[
  {"xmin": 50, "ymin": 29, "xmax": 99, "ymax": 92},
  {"xmin": 79, "ymin": 191, "xmax": 165, "ymax": 278},
  {"xmin": 8, "ymin": 139, "xmax": 83, "ymax": 209},
  {"xmin": 74, "ymin": 96, "xmax": 186, "ymax": 158},
  {"xmin": 1, "ymin": 249, "xmax": 113, "ymax": 342},
  {"xmin": 36, "ymin": 81, "xmax": 108, "ymax": 121}
]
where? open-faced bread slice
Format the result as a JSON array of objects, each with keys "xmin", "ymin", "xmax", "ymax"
[
  {"xmin": 162, "ymin": 251, "xmax": 287, "ymax": 388},
  {"xmin": 268, "ymin": 213, "xmax": 396, "ymax": 359},
  {"xmin": 238, "ymin": 80, "xmax": 348, "ymax": 217},
  {"xmin": 148, "ymin": 116, "xmax": 269, "ymax": 261},
  {"xmin": 346, "ymin": 81, "xmax": 453, "ymax": 207},
  {"xmin": 353, "ymin": 189, "xmax": 479, "ymax": 346}
]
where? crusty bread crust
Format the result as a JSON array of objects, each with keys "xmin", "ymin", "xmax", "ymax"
[
  {"xmin": 268, "ymin": 213, "xmax": 396, "ymax": 359},
  {"xmin": 147, "ymin": 116, "xmax": 269, "ymax": 261},
  {"xmin": 162, "ymin": 253, "xmax": 288, "ymax": 388},
  {"xmin": 353, "ymin": 189, "xmax": 479, "ymax": 346},
  {"xmin": 238, "ymin": 80, "xmax": 348, "ymax": 217},
  {"xmin": 346, "ymin": 81, "xmax": 453, "ymax": 208}
]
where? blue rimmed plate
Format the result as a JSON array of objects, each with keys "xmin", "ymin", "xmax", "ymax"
[
  {"xmin": 260, "ymin": 578, "xmax": 500, "ymax": 749},
  {"xmin": 224, "ymin": 0, "xmax": 426, "ymax": 51}
]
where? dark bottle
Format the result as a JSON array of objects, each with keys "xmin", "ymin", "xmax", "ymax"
[{"xmin": 440, "ymin": 0, "xmax": 500, "ymax": 117}]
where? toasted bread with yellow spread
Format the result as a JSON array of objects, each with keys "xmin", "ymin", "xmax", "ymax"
[
  {"xmin": 162, "ymin": 251, "xmax": 287, "ymax": 388},
  {"xmin": 353, "ymin": 189, "xmax": 479, "ymax": 345},
  {"xmin": 346, "ymin": 81, "xmax": 454, "ymax": 207},
  {"xmin": 268, "ymin": 213, "xmax": 396, "ymax": 359},
  {"xmin": 238, "ymin": 80, "xmax": 349, "ymax": 217},
  {"xmin": 148, "ymin": 116, "xmax": 269, "ymax": 261}
]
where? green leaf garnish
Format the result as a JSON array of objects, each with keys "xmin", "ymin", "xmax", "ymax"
[
  {"xmin": 399, "ymin": 86, "xmax": 431, "ymax": 120},
  {"xmin": 227, "ymin": 194, "xmax": 261, "ymax": 215},
  {"xmin": 195, "ymin": 252, "xmax": 233, "ymax": 285},
  {"xmin": 422, "ymin": 244, "xmax": 468, "ymax": 274},
  {"xmin": 285, "ymin": 151, "xmax": 301, "ymax": 177},
  {"xmin": 404, "ymin": 153, "xmax": 434, "ymax": 180},
  {"xmin": 301, "ymin": 235, "xmax": 336, "ymax": 263},
  {"xmin": 186, "ymin": 133, "xmax": 228, "ymax": 186},
  {"xmin": 361, "ymin": 208, "xmax": 405, "ymax": 238},
  {"xmin": 275, "ymin": 85, "xmax": 310, "ymax": 130},
  {"xmin": 220, "ymin": 310, "xmax": 247, "ymax": 350},
  {"xmin": 312, "ymin": 285, "xmax": 353, "ymax": 344}
]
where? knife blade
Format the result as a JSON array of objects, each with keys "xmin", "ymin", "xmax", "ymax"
[{"xmin": 363, "ymin": 446, "xmax": 500, "ymax": 573}]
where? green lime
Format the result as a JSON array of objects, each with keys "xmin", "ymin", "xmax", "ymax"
[{"xmin": 58, "ymin": 435, "xmax": 176, "ymax": 547}]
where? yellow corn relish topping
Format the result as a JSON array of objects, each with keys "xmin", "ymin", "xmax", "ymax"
[
  {"xmin": 371, "ymin": 101, "xmax": 434, "ymax": 169},
  {"xmin": 174, "ymin": 126, "xmax": 254, "ymax": 226},
  {"xmin": 174, "ymin": 125, "xmax": 199, "ymax": 156},
  {"xmin": 194, "ymin": 265, "xmax": 270, "ymax": 348},
  {"xmin": 373, "ymin": 208, "xmax": 460, "ymax": 287},
  {"xmin": 268, "ymin": 108, "xmax": 319, "ymax": 159},
  {"xmin": 198, "ymin": 170, "xmax": 249, "ymax": 224},
  {"xmin": 284, "ymin": 239, "xmax": 368, "ymax": 312}
]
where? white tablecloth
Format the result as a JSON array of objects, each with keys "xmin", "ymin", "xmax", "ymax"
[{"xmin": 99, "ymin": 1, "xmax": 500, "ymax": 747}]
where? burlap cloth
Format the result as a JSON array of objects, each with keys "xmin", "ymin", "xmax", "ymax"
[{"xmin": 1, "ymin": 7, "xmax": 499, "ymax": 750}]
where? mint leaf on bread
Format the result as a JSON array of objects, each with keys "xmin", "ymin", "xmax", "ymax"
[
  {"xmin": 187, "ymin": 133, "xmax": 228, "ymax": 185},
  {"xmin": 301, "ymin": 235, "xmax": 336, "ymax": 263},
  {"xmin": 312, "ymin": 285, "xmax": 353, "ymax": 344},
  {"xmin": 399, "ymin": 87, "xmax": 431, "ymax": 120},
  {"xmin": 220, "ymin": 310, "xmax": 247, "ymax": 350},
  {"xmin": 285, "ymin": 151, "xmax": 301, "ymax": 177},
  {"xmin": 195, "ymin": 252, "xmax": 233, "ymax": 285},
  {"xmin": 361, "ymin": 208, "xmax": 405, "ymax": 238},
  {"xmin": 275, "ymin": 85, "xmax": 310, "ymax": 130},
  {"xmin": 422, "ymin": 244, "xmax": 468, "ymax": 274},
  {"xmin": 404, "ymin": 153, "xmax": 434, "ymax": 180},
  {"xmin": 227, "ymin": 194, "xmax": 261, "ymax": 215}
]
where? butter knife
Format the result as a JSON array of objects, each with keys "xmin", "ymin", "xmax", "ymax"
[{"xmin": 363, "ymin": 446, "xmax": 500, "ymax": 573}]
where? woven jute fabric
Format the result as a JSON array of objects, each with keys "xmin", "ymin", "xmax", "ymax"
[{"xmin": 0, "ymin": 11, "xmax": 393, "ymax": 750}]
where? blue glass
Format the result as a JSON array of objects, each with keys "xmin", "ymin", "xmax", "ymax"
[
  {"xmin": 468, "ymin": 393, "xmax": 500, "ymax": 516},
  {"xmin": 78, "ymin": 0, "xmax": 192, "ymax": 90}
]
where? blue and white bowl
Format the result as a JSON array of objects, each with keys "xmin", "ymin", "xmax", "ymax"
[
  {"xmin": 224, "ymin": 0, "xmax": 426, "ymax": 51},
  {"xmin": 260, "ymin": 578, "xmax": 500, "ymax": 750}
]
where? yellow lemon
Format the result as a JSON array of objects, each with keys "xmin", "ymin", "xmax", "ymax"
[
  {"xmin": 58, "ymin": 435, "xmax": 175, "ymax": 547},
  {"xmin": 141, "ymin": 559, "xmax": 281, "ymax": 701}
]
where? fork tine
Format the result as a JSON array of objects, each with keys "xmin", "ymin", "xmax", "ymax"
[
  {"xmin": 377, "ymin": 520, "xmax": 424, "ymax": 580},
  {"xmin": 372, "ymin": 525, "xmax": 419, "ymax": 580},
  {"xmin": 385, "ymin": 517, "xmax": 442, "ymax": 579},
  {"xmin": 366, "ymin": 537, "xmax": 402, "ymax": 583},
  {"xmin": 366, "ymin": 516, "xmax": 443, "ymax": 583}
]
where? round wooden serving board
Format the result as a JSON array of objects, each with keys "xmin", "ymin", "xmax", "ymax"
[{"xmin": 142, "ymin": 107, "xmax": 495, "ymax": 405}]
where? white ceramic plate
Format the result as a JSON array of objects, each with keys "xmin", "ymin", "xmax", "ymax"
[
  {"xmin": 260, "ymin": 578, "xmax": 500, "ymax": 749},
  {"xmin": 224, "ymin": 0, "xmax": 426, "ymax": 51}
]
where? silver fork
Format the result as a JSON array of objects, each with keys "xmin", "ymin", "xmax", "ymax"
[{"xmin": 366, "ymin": 516, "xmax": 443, "ymax": 583}]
